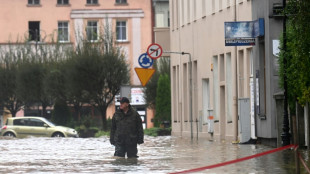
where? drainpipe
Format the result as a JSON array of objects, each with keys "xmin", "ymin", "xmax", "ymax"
[
  {"xmin": 233, "ymin": 0, "xmax": 239, "ymax": 141},
  {"xmin": 165, "ymin": 51, "xmax": 193, "ymax": 140},
  {"xmin": 151, "ymin": 0, "xmax": 156, "ymax": 43},
  {"xmin": 182, "ymin": 52, "xmax": 193, "ymax": 140}
]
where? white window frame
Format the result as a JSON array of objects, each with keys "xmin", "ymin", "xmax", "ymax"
[
  {"xmin": 116, "ymin": 21, "xmax": 127, "ymax": 42},
  {"xmin": 86, "ymin": 21, "xmax": 99, "ymax": 42},
  {"xmin": 58, "ymin": 21, "xmax": 70, "ymax": 42}
]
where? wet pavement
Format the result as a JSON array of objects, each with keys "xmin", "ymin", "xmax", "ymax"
[{"xmin": 0, "ymin": 135, "xmax": 308, "ymax": 174}]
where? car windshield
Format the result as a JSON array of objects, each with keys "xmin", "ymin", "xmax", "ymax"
[{"xmin": 41, "ymin": 118, "xmax": 56, "ymax": 127}]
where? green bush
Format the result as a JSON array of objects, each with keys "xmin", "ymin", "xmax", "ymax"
[
  {"xmin": 144, "ymin": 127, "xmax": 160, "ymax": 136},
  {"xmin": 95, "ymin": 130, "xmax": 110, "ymax": 137},
  {"xmin": 154, "ymin": 74, "xmax": 171, "ymax": 127},
  {"xmin": 144, "ymin": 127, "xmax": 171, "ymax": 137}
]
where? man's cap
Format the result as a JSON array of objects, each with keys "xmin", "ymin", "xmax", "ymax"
[{"xmin": 120, "ymin": 97, "xmax": 130, "ymax": 103}]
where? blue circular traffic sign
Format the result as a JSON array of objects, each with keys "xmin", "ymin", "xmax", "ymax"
[{"xmin": 138, "ymin": 53, "xmax": 154, "ymax": 68}]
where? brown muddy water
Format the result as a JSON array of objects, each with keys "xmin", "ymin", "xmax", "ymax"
[{"xmin": 0, "ymin": 136, "xmax": 308, "ymax": 174}]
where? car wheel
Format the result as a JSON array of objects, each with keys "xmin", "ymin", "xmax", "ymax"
[
  {"xmin": 4, "ymin": 132, "xmax": 16, "ymax": 137},
  {"xmin": 52, "ymin": 132, "xmax": 64, "ymax": 137}
]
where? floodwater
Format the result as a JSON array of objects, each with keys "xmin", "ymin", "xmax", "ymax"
[{"xmin": 0, "ymin": 135, "xmax": 308, "ymax": 174}]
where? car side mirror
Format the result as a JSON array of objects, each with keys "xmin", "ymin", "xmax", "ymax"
[{"xmin": 44, "ymin": 124, "xmax": 49, "ymax": 127}]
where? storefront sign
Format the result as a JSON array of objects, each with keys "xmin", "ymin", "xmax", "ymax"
[{"xmin": 224, "ymin": 18, "xmax": 264, "ymax": 46}]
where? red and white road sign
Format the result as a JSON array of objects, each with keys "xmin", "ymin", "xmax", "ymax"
[{"xmin": 147, "ymin": 43, "xmax": 163, "ymax": 59}]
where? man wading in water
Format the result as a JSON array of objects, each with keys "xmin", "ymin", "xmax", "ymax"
[{"xmin": 110, "ymin": 97, "xmax": 144, "ymax": 158}]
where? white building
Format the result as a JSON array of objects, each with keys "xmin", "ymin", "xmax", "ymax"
[{"xmin": 170, "ymin": 0, "xmax": 254, "ymax": 142}]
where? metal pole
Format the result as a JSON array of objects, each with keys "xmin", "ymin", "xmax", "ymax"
[
  {"xmin": 165, "ymin": 51, "xmax": 193, "ymax": 140},
  {"xmin": 292, "ymin": 114, "xmax": 300, "ymax": 174},
  {"xmin": 182, "ymin": 52, "xmax": 193, "ymax": 140},
  {"xmin": 234, "ymin": 0, "xmax": 239, "ymax": 142},
  {"xmin": 281, "ymin": 0, "xmax": 291, "ymax": 146}
]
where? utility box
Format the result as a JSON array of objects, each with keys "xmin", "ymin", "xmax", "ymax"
[{"xmin": 238, "ymin": 98, "xmax": 251, "ymax": 143}]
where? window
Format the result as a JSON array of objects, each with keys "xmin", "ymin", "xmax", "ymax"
[
  {"xmin": 57, "ymin": 0, "xmax": 69, "ymax": 5},
  {"xmin": 28, "ymin": 0, "xmax": 40, "ymax": 5},
  {"xmin": 13, "ymin": 119, "xmax": 26, "ymax": 126},
  {"xmin": 86, "ymin": 0, "xmax": 98, "ymax": 4},
  {"xmin": 29, "ymin": 119, "xmax": 45, "ymax": 127},
  {"xmin": 86, "ymin": 21, "xmax": 98, "ymax": 41},
  {"xmin": 116, "ymin": 21, "xmax": 127, "ymax": 41},
  {"xmin": 29, "ymin": 21, "xmax": 40, "ymax": 41},
  {"xmin": 58, "ymin": 21, "xmax": 69, "ymax": 42},
  {"xmin": 168, "ymin": 11, "xmax": 170, "ymax": 27},
  {"xmin": 116, "ymin": 0, "xmax": 127, "ymax": 4},
  {"xmin": 156, "ymin": 13, "xmax": 165, "ymax": 27}
]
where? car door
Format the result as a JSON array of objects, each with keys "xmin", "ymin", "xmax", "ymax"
[
  {"xmin": 12, "ymin": 118, "xmax": 30, "ymax": 138},
  {"xmin": 27, "ymin": 118, "xmax": 50, "ymax": 137}
]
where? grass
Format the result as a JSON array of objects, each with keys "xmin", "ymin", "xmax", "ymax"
[
  {"xmin": 95, "ymin": 130, "xmax": 110, "ymax": 137},
  {"xmin": 144, "ymin": 127, "xmax": 171, "ymax": 136}
]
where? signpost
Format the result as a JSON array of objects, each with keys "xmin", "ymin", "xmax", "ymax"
[
  {"xmin": 147, "ymin": 43, "xmax": 163, "ymax": 59},
  {"xmin": 134, "ymin": 68, "xmax": 155, "ymax": 87},
  {"xmin": 138, "ymin": 53, "xmax": 153, "ymax": 68},
  {"xmin": 134, "ymin": 43, "xmax": 163, "ymax": 87}
]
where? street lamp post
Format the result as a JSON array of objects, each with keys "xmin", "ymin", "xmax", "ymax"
[
  {"xmin": 281, "ymin": 0, "xmax": 290, "ymax": 146},
  {"xmin": 166, "ymin": 51, "xmax": 193, "ymax": 140}
]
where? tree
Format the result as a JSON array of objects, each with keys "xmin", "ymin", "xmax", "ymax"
[
  {"xmin": 279, "ymin": 0, "xmax": 310, "ymax": 106},
  {"xmin": 143, "ymin": 57, "xmax": 170, "ymax": 109},
  {"xmin": 43, "ymin": 62, "xmax": 67, "ymax": 102},
  {"xmin": 66, "ymin": 21, "xmax": 130, "ymax": 130},
  {"xmin": 52, "ymin": 99, "xmax": 72, "ymax": 126},
  {"xmin": 64, "ymin": 44, "xmax": 96, "ymax": 122},
  {"xmin": 16, "ymin": 60, "xmax": 51, "ymax": 117},
  {"xmin": 0, "ymin": 44, "xmax": 28, "ymax": 117},
  {"xmin": 154, "ymin": 73, "xmax": 171, "ymax": 127},
  {"xmin": 0, "ymin": 62, "xmax": 23, "ymax": 117}
]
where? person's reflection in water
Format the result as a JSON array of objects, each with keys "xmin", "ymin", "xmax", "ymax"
[{"xmin": 111, "ymin": 157, "xmax": 139, "ymax": 166}]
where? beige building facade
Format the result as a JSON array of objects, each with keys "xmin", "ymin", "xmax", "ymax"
[
  {"xmin": 0, "ymin": 0, "xmax": 154, "ymax": 128},
  {"xmin": 170, "ymin": 0, "xmax": 254, "ymax": 141}
]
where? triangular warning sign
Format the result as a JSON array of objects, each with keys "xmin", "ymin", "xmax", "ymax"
[{"xmin": 135, "ymin": 68, "xmax": 156, "ymax": 86}]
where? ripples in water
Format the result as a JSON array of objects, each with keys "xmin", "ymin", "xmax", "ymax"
[{"xmin": 0, "ymin": 136, "xmax": 306, "ymax": 173}]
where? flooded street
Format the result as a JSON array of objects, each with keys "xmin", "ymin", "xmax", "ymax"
[{"xmin": 0, "ymin": 136, "xmax": 308, "ymax": 174}]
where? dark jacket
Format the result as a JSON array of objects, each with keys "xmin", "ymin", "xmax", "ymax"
[{"xmin": 110, "ymin": 106, "xmax": 144, "ymax": 145}]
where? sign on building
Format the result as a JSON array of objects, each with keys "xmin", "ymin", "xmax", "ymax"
[{"xmin": 225, "ymin": 18, "xmax": 264, "ymax": 46}]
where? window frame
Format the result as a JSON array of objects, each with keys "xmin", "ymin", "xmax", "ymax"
[
  {"xmin": 28, "ymin": 21, "xmax": 41, "ymax": 42},
  {"xmin": 86, "ymin": 21, "xmax": 99, "ymax": 42},
  {"xmin": 58, "ymin": 21, "xmax": 70, "ymax": 42},
  {"xmin": 28, "ymin": 0, "xmax": 40, "ymax": 5},
  {"xmin": 86, "ymin": 0, "xmax": 98, "ymax": 5},
  {"xmin": 13, "ymin": 119, "xmax": 26, "ymax": 126},
  {"xmin": 116, "ymin": 20, "xmax": 127, "ymax": 42},
  {"xmin": 28, "ymin": 118, "xmax": 45, "ymax": 127},
  {"xmin": 57, "ymin": 0, "xmax": 69, "ymax": 5},
  {"xmin": 115, "ymin": 0, "xmax": 127, "ymax": 4}
]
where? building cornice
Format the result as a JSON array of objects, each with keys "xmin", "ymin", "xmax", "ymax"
[{"xmin": 71, "ymin": 9, "xmax": 144, "ymax": 18}]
